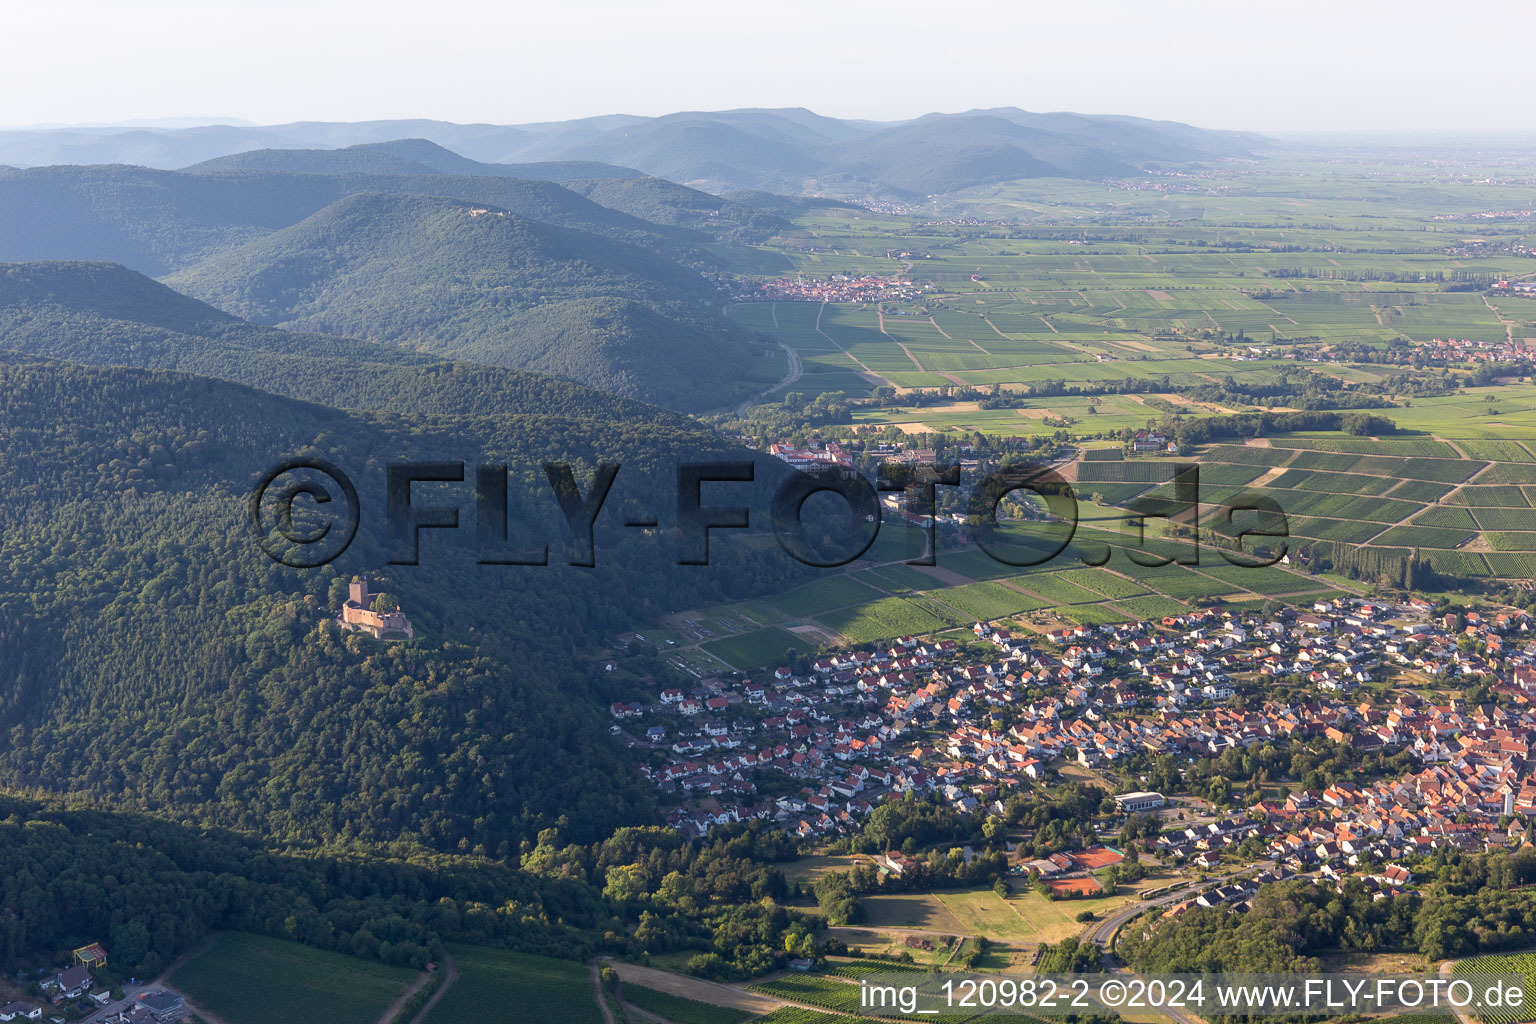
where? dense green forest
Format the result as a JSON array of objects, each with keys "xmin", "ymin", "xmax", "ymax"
[
  {"xmin": 0, "ymin": 240, "xmax": 846, "ymax": 980},
  {"xmin": 0, "ymin": 793, "xmax": 812, "ymax": 981},
  {"xmin": 156, "ymin": 192, "xmax": 774, "ymax": 410},
  {"xmin": 0, "ymin": 261, "xmax": 767, "ymax": 420},
  {"xmin": 0, "ymin": 159, "xmax": 795, "ymax": 411},
  {"xmin": 563, "ymin": 176, "xmax": 792, "ymax": 242},
  {"xmin": 0, "ymin": 342, "xmax": 807, "ymax": 855}
]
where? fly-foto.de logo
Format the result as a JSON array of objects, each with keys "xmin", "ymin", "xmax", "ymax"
[{"xmin": 249, "ymin": 458, "xmax": 1290, "ymax": 570}]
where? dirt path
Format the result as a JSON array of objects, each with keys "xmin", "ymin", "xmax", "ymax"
[
  {"xmin": 1483, "ymin": 293, "xmax": 1517, "ymax": 344},
  {"xmin": 374, "ymin": 963, "xmax": 437, "ymax": 1024},
  {"xmin": 403, "ymin": 954, "xmax": 458, "ymax": 1024},
  {"xmin": 601, "ymin": 960, "xmax": 784, "ymax": 1015},
  {"xmin": 876, "ymin": 308, "xmax": 929, "ymax": 372},
  {"xmin": 592, "ymin": 961, "xmax": 617, "ymax": 1024},
  {"xmin": 1249, "ymin": 463, "xmax": 1294, "ymax": 487}
]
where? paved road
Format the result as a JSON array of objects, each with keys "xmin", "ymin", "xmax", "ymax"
[
  {"xmin": 1080, "ymin": 870, "xmax": 1260, "ymax": 1024},
  {"xmin": 734, "ymin": 337, "xmax": 803, "ymax": 417}
]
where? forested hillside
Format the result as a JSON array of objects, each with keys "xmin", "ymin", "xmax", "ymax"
[
  {"xmin": 156, "ymin": 194, "xmax": 774, "ymax": 409},
  {"xmin": 0, "ymin": 262, "xmax": 741, "ymax": 422},
  {"xmin": 0, "ymin": 346, "xmax": 801, "ymax": 856},
  {"xmin": 0, "ymin": 164, "xmax": 685, "ymax": 274},
  {"xmin": 0, "ymin": 168, "xmax": 777, "ymax": 409},
  {"xmin": 563, "ymin": 176, "xmax": 793, "ymax": 242}
]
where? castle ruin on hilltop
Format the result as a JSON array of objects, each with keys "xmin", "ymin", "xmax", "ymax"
[{"xmin": 338, "ymin": 576, "xmax": 415, "ymax": 640}]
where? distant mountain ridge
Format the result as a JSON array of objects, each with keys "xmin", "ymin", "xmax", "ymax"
[
  {"xmin": 0, "ymin": 106, "xmax": 1272, "ymax": 195},
  {"xmin": 0, "ymin": 163, "xmax": 689, "ymax": 275},
  {"xmin": 0, "ymin": 164, "xmax": 781, "ymax": 411},
  {"xmin": 183, "ymin": 138, "xmax": 644, "ymax": 182}
]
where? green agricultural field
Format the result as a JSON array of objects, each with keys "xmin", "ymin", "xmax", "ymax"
[
  {"xmin": 817, "ymin": 596, "xmax": 951, "ymax": 643},
  {"xmin": 1454, "ymin": 486, "xmax": 1532, "ymax": 507},
  {"xmin": 1136, "ymin": 566, "xmax": 1242, "ymax": 600},
  {"xmin": 423, "ymin": 946, "xmax": 602, "ymax": 1024},
  {"xmin": 1194, "ymin": 564, "xmax": 1324, "ymax": 596},
  {"xmin": 1486, "ymin": 553, "xmax": 1536, "ymax": 578},
  {"xmin": 1422, "ymin": 550, "xmax": 1493, "ymax": 577},
  {"xmin": 1485, "ymin": 533, "xmax": 1536, "ymax": 552},
  {"xmin": 701, "ymin": 627, "xmax": 808, "ymax": 669},
  {"xmin": 750, "ymin": 1011, "xmax": 860, "ymax": 1024},
  {"xmin": 751, "ymin": 976, "xmax": 865, "ymax": 1015},
  {"xmin": 1389, "ymin": 480, "xmax": 1456, "ymax": 502},
  {"xmin": 860, "ymin": 562, "xmax": 951, "ymax": 592},
  {"xmin": 936, "ymin": 549, "xmax": 1028, "ymax": 581},
  {"xmin": 1010, "ymin": 573, "xmax": 1104, "ymax": 605},
  {"xmin": 926, "ymin": 581, "xmax": 1047, "ymax": 621},
  {"xmin": 767, "ymin": 576, "xmax": 883, "ymax": 616},
  {"xmin": 1060, "ymin": 602, "xmax": 1138, "ymax": 626},
  {"xmin": 1374, "ymin": 525, "xmax": 1478, "ymax": 548},
  {"xmin": 622, "ymin": 985, "xmax": 750, "ymax": 1024},
  {"xmin": 1452, "ymin": 950, "xmax": 1536, "ymax": 1024},
  {"xmin": 1477, "ymin": 463, "xmax": 1536, "ymax": 484},
  {"xmin": 1109, "ymin": 595, "xmax": 1192, "ymax": 619},
  {"xmin": 1413, "ymin": 505, "xmax": 1480, "ymax": 529},
  {"xmin": 166, "ymin": 933, "xmax": 418, "ymax": 1024},
  {"xmin": 1055, "ymin": 567, "xmax": 1149, "ymax": 599},
  {"xmin": 1473, "ymin": 507, "xmax": 1536, "ymax": 531}
]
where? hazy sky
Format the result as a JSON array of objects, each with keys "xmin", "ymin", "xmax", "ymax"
[{"xmin": 5, "ymin": 0, "xmax": 1534, "ymax": 132}]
